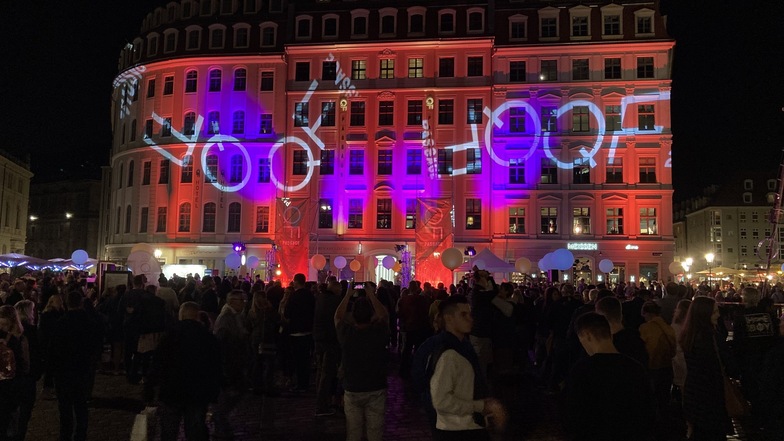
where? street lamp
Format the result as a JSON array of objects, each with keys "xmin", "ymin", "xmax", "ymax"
[
  {"xmin": 682, "ymin": 257, "xmax": 693, "ymax": 282},
  {"xmin": 705, "ymin": 252, "xmax": 715, "ymax": 290}
]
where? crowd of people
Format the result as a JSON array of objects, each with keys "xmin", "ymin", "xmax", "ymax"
[{"xmin": 0, "ymin": 269, "xmax": 782, "ymax": 441}]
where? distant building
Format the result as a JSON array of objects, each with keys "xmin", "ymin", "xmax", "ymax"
[
  {"xmin": 0, "ymin": 151, "xmax": 32, "ymax": 255},
  {"xmin": 104, "ymin": 0, "xmax": 675, "ymax": 285},
  {"xmin": 26, "ymin": 179, "xmax": 101, "ymax": 259}
]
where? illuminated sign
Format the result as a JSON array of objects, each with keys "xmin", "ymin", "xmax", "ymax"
[
  {"xmin": 625, "ymin": 244, "xmax": 639, "ymax": 250},
  {"xmin": 567, "ymin": 242, "xmax": 598, "ymax": 251}
]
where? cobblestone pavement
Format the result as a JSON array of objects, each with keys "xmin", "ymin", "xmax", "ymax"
[{"xmin": 26, "ymin": 349, "xmax": 753, "ymax": 441}]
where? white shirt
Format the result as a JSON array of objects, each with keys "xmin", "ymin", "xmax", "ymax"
[{"xmin": 430, "ymin": 349, "xmax": 485, "ymax": 431}]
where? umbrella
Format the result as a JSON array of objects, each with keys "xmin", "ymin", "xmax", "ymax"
[
  {"xmin": 697, "ymin": 266, "xmax": 738, "ymax": 275},
  {"xmin": 0, "ymin": 253, "xmax": 47, "ymax": 268}
]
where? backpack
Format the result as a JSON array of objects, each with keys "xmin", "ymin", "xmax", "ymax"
[{"xmin": 0, "ymin": 340, "xmax": 15, "ymax": 381}]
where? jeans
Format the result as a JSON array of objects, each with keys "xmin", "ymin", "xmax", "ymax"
[
  {"xmin": 314, "ymin": 341, "xmax": 340, "ymax": 411},
  {"xmin": 344, "ymin": 389, "xmax": 386, "ymax": 441},
  {"xmin": 160, "ymin": 402, "xmax": 209, "ymax": 441},
  {"xmin": 290, "ymin": 334, "xmax": 313, "ymax": 391},
  {"xmin": 55, "ymin": 378, "xmax": 90, "ymax": 441}
]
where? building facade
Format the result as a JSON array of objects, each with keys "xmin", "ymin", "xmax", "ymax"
[
  {"xmin": 104, "ymin": 0, "xmax": 675, "ymax": 284},
  {"xmin": 0, "ymin": 151, "xmax": 32, "ymax": 256}
]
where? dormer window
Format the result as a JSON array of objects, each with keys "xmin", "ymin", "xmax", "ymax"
[
  {"xmin": 408, "ymin": 7, "xmax": 426, "ymax": 35},
  {"xmin": 601, "ymin": 4, "xmax": 623, "ymax": 39},
  {"xmin": 380, "ymin": 8, "xmax": 396, "ymax": 36},
  {"xmin": 200, "ymin": 0, "xmax": 213, "ymax": 15},
  {"xmin": 220, "ymin": 0, "xmax": 233, "ymax": 15},
  {"xmin": 323, "ymin": 15, "xmax": 338, "ymax": 38},
  {"xmin": 743, "ymin": 192, "xmax": 752, "ymax": 203},
  {"xmin": 634, "ymin": 8, "xmax": 655, "ymax": 36},
  {"xmin": 539, "ymin": 7, "xmax": 559, "ymax": 39},
  {"xmin": 467, "ymin": 8, "xmax": 484, "ymax": 33},
  {"xmin": 234, "ymin": 24, "xmax": 250, "ymax": 48},
  {"xmin": 569, "ymin": 6, "xmax": 591, "ymax": 39},
  {"xmin": 260, "ymin": 22, "xmax": 277, "ymax": 47},
  {"xmin": 182, "ymin": 1, "xmax": 193, "ymax": 18},
  {"xmin": 351, "ymin": 9, "xmax": 369, "ymax": 38},
  {"xmin": 163, "ymin": 30, "xmax": 177, "ymax": 53},
  {"xmin": 243, "ymin": 0, "xmax": 257, "ymax": 14},
  {"xmin": 744, "ymin": 179, "xmax": 753, "ymax": 190},
  {"xmin": 509, "ymin": 14, "xmax": 528, "ymax": 41},
  {"xmin": 146, "ymin": 33, "xmax": 159, "ymax": 57},
  {"xmin": 439, "ymin": 10, "xmax": 455, "ymax": 34},
  {"xmin": 186, "ymin": 26, "xmax": 201, "ymax": 50},
  {"xmin": 209, "ymin": 25, "xmax": 226, "ymax": 48},
  {"xmin": 296, "ymin": 16, "xmax": 312, "ymax": 39},
  {"xmin": 768, "ymin": 179, "xmax": 777, "ymax": 190}
]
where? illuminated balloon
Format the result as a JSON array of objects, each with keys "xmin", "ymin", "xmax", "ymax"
[
  {"xmin": 311, "ymin": 254, "xmax": 327, "ymax": 270},
  {"xmin": 334, "ymin": 256, "xmax": 347, "ymax": 269},
  {"xmin": 515, "ymin": 257, "xmax": 531, "ymax": 273},
  {"xmin": 393, "ymin": 262, "xmax": 402, "ymax": 272},
  {"xmin": 247, "ymin": 256, "xmax": 260, "ymax": 269},
  {"xmin": 598, "ymin": 259, "xmax": 614, "ymax": 274},
  {"xmin": 538, "ymin": 257, "xmax": 550, "ymax": 272},
  {"xmin": 668, "ymin": 261, "xmax": 683, "ymax": 275},
  {"xmin": 440, "ymin": 248, "xmax": 463, "ymax": 270},
  {"xmin": 371, "ymin": 256, "xmax": 379, "ymax": 268},
  {"xmin": 71, "ymin": 249, "xmax": 89, "ymax": 265},
  {"xmin": 552, "ymin": 248, "xmax": 575, "ymax": 271},
  {"xmin": 473, "ymin": 259, "xmax": 486, "ymax": 270},
  {"xmin": 382, "ymin": 255, "xmax": 396, "ymax": 270},
  {"xmin": 225, "ymin": 253, "xmax": 241, "ymax": 269},
  {"xmin": 349, "ymin": 260, "xmax": 361, "ymax": 272}
]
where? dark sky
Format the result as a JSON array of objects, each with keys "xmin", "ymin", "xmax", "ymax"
[{"xmin": 2, "ymin": 1, "xmax": 783, "ymax": 201}]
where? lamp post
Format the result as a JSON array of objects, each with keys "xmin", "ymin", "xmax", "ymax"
[
  {"xmin": 681, "ymin": 257, "xmax": 693, "ymax": 283},
  {"xmin": 705, "ymin": 252, "xmax": 715, "ymax": 290}
]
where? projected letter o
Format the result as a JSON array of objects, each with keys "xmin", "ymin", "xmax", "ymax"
[
  {"xmin": 483, "ymin": 100, "xmax": 541, "ymax": 167},
  {"xmin": 542, "ymin": 100, "xmax": 606, "ymax": 170},
  {"xmin": 201, "ymin": 135, "xmax": 252, "ymax": 192}
]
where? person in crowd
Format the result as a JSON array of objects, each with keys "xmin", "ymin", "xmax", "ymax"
[
  {"xmin": 5, "ymin": 281, "xmax": 25, "ymax": 308},
  {"xmin": 313, "ymin": 281, "xmax": 342, "ymax": 415},
  {"xmin": 136, "ymin": 283, "xmax": 168, "ymax": 390},
  {"xmin": 212, "ymin": 290, "xmax": 250, "ymax": 438},
  {"xmin": 622, "ymin": 288, "xmax": 647, "ymax": 332},
  {"xmin": 39, "ymin": 276, "xmax": 59, "ymax": 313},
  {"xmin": 156, "ymin": 277, "xmax": 180, "ymax": 321},
  {"xmin": 657, "ymin": 282, "xmax": 682, "ymax": 325},
  {"xmin": 49, "ymin": 291, "xmax": 105, "ymax": 441},
  {"xmin": 247, "ymin": 288, "xmax": 279, "ymax": 397},
  {"xmin": 178, "ymin": 280, "xmax": 198, "ymax": 304},
  {"xmin": 638, "ymin": 301, "xmax": 677, "ymax": 437},
  {"xmin": 680, "ymin": 296, "xmax": 736, "ymax": 440},
  {"xmin": 397, "ymin": 280, "xmax": 431, "ymax": 379},
  {"xmin": 490, "ymin": 282, "xmax": 517, "ymax": 379},
  {"xmin": 566, "ymin": 312, "xmax": 655, "ymax": 440},
  {"xmin": 39, "ymin": 293, "xmax": 65, "ymax": 399},
  {"xmin": 0, "ymin": 305, "xmax": 27, "ymax": 441},
  {"xmin": 0, "ymin": 317, "xmax": 18, "ymax": 441},
  {"xmin": 199, "ymin": 276, "xmax": 219, "ymax": 320},
  {"xmin": 670, "ymin": 299, "xmax": 691, "ymax": 401},
  {"xmin": 12, "ymin": 300, "xmax": 42, "ymax": 441},
  {"xmin": 283, "ymin": 273, "xmax": 315, "ymax": 392},
  {"xmin": 151, "ymin": 302, "xmax": 221, "ymax": 441},
  {"xmin": 335, "ymin": 283, "xmax": 389, "ymax": 441},
  {"xmin": 595, "ymin": 297, "xmax": 648, "ymax": 367},
  {"xmin": 760, "ymin": 312, "xmax": 784, "ymax": 437},
  {"xmin": 101, "ymin": 284, "xmax": 126, "ymax": 376},
  {"xmin": 120, "ymin": 275, "xmax": 146, "ymax": 384},
  {"xmin": 469, "ymin": 268, "xmax": 500, "ymax": 383},
  {"xmin": 430, "ymin": 295, "xmax": 506, "ymax": 441}
]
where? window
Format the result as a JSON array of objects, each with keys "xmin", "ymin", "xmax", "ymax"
[
  {"xmin": 637, "ymin": 57, "xmax": 654, "ymax": 79},
  {"xmin": 186, "ymin": 28, "xmax": 200, "ymax": 50},
  {"xmin": 233, "ymin": 69, "xmax": 246, "ymax": 91},
  {"xmin": 321, "ymin": 102, "xmax": 335, "ymax": 127},
  {"xmin": 207, "ymin": 111, "xmax": 220, "ymax": 134},
  {"xmin": 160, "ymin": 117, "xmax": 172, "ymax": 137},
  {"xmin": 163, "ymin": 76, "xmax": 174, "ymax": 95},
  {"xmin": 540, "ymin": 60, "xmax": 557, "ymax": 81},
  {"xmin": 221, "ymin": 0, "xmax": 233, "ymax": 14},
  {"xmin": 600, "ymin": 59, "xmax": 621, "ymax": 82},
  {"xmin": 379, "ymin": 59, "xmax": 394, "ymax": 79},
  {"xmin": 604, "ymin": 14, "xmax": 621, "ymax": 35},
  {"xmin": 466, "ymin": 198, "xmax": 482, "ymax": 229},
  {"xmin": 320, "ymin": 150, "xmax": 334, "ymax": 175},
  {"xmin": 438, "ymin": 99, "xmax": 454, "ymax": 124},
  {"xmin": 261, "ymin": 24, "xmax": 276, "ymax": 46},
  {"xmin": 606, "ymin": 157, "xmax": 623, "ymax": 183},
  {"xmin": 181, "ymin": 155, "xmax": 193, "ymax": 183},
  {"xmin": 509, "ymin": 158, "xmax": 525, "ymax": 183},
  {"xmin": 439, "ymin": 58, "xmax": 454, "ymax": 78},
  {"xmin": 605, "ymin": 105, "xmax": 621, "ymax": 132},
  {"xmin": 178, "ymin": 203, "xmax": 191, "ymax": 232},
  {"xmin": 258, "ymin": 158, "xmax": 270, "ymax": 183},
  {"xmin": 509, "ymin": 208, "xmax": 525, "ymax": 233},
  {"xmin": 296, "ymin": 16, "xmax": 312, "ymax": 39},
  {"xmin": 572, "ymin": 16, "xmax": 588, "ymax": 37},
  {"xmin": 510, "ymin": 16, "xmax": 527, "ymax": 40},
  {"xmin": 351, "ymin": 60, "xmax": 366, "ymax": 80},
  {"xmin": 227, "ymin": 202, "xmax": 241, "ymax": 232},
  {"xmin": 116, "ymin": 207, "xmax": 121, "ymax": 233},
  {"xmin": 510, "ymin": 107, "xmax": 526, "ymax": 132},
  {"xmin": 639, "ymin": 158, "xmax": 656, "ymax": 183},
  {"xmin": 640, "ymin": 208, "xmax": 657, "ymax": 235},
  {"xmin": 127, "ymin": 161, "xmax": 135, "ymax": 187},
  {"xmin": 573, "ymin": 158, "xmax": 590, "ymax": 184},
  {"xmin": 156, "ymin": 207, "xmax": 167, "ymax": 232},
  {"xmin": 607, "ymin": 208, "xmax": 623, "ymax": 234},
  {"xmin": 142, "ymin": 161, "xmax": 151, "ymax": 185},
  {"xmin": 378, "ymin": 150, "xmax": 393, "ymax": 175},
  {"xmin": 319, "ymin": 199, "xmax": 333, "ymax": 228},
  {"xmin": 130, "ymin": 120, "xmax": 137, "ymax": 141},
  {"xmin": 541, "ymin": 207, "xmax": 557, "ymax": 234},
  {"xmin": 144, "ymin": 119, "xmax": 154, "ymax": 138},
  {"xmin": 139, "ymin": 207, "xmax": 149, "ymax": 233},
  {"xmin": 158, "ymin": 160, "xmax": 170, "ymax": 184},
  {"xmin": 255, "ymin": 206, "xmax": 270, "ymax": 233},
  {"xmin": 572, "ymin": 106, "xmax": 589, "ymax": 132},
  {"xmin": 541, "ymin": 106, "xmax": 557, "ymax": 132},
  {"xmin": 406, "ymin": 199, "xmax": 416, "ymax": 229},
  {"xmin": 260, "ymin": 71, "xmax": 274, "ymax": 91},
  {"xmin": 467, "ymin": 57, "xmax": 483, "ymax": 77},
  {"xmin": 510, "ymin": 61, "xmax": 526, "ymax": 82},
  {"xmin": 322, "ymin": 61, "xmax": 337, "ymax": 80},
  {"xmin": 208, "ymin": 69, "xmax": 221, "ymax": 92},
  {"xmin": 466, "ymin": 148, "xmax": 482, "ymax": 175},
  {"xmin": 409, "ymin": 11, "xmax": 424, "ymax": 34},
  {"xmin": 235, "ymin": 27, "xmax": 249, "ymax": 47},
  {"xmin": 350, "ymin": 101, "xmax": 365, "ymax": 126},
  {"xmin": 293, "ymin": 151, "xmax": 308, "ymax": 175},
  {"xmin": 573, "ymin": 207, "xmax": 590, "ymax": 234},
  {"xmin": 147, "ymin": 35, "xmax": 159, "ymax": 56},
  {"xmin": 146, "ymin": 78, "xmax": 156, "ymax": 98},
  {"xmin": 348, "ymin": 199, "xmax": 363, "ymax": 229},
  {"xmin": 323, "ymin": 16, "xmax": 337, "ymax": 38},
  {"xmin": 349, "ymin": 150, "xmax": 364, "ymax": 175},
  {"xmin": 638, "ymin": 105, "xmax": 655, "ymax": 130},
  {"xmin": 381, "ymin": 14, "xmax": 395, "ymax": 35},
  {"xmin": 572, "ymin": 59, "xmax": 589, "ymax": 80},
  {"xmin": 295, "ymin": 62, "xmax": 310, "ymax": 81},
  {"xmin": 203, "ymin": 203, "xmax": 216, "ymax": 232},
  {"xmin": 209, "ymin": 27, "xmax": 225, "ymax": 48},
  {"xmin": 541, "ymin": 158, "xmax": 557, "ymax": 184},
  {"xmin": 185, "ymin": 70, "xmax": 198, "ymax": 93},
  {"xmin": 125, "ymin": 205, "xmax": 132, "ymax": 233},
  {"xmin": 294, "ymin": 102, "xmax": 309, "ymax": 127},
  {"xmin": 741, "ymin": 245, "xmax": 748, "ymax": 257},
  {"xmin": 232, "ymin": 111, "xmax": 245, "ymax": 134},
  {"xmin": 200, "ymin": 0, "xmax": 212, "ymax": 16},
  {"xmin": 259, "ymin": 113, "xmax": 273, "ymax": 134},
  {"xmin": 229, "ymin": 154, "xmax": 243, "ymax": 183},
  {"xmin": 636, "ymin": 15, "xmax": 653, "ymax": 34},
  {"xmin": 437, "ymin": 149, "xmax": 453, "ymax": 175},
  {"xmin": 407, "ymin": 100, "xmax": 422, "ymax": 126},
  {"xmin": 439, "ymin": 11, "xmax": 455, "ymax": 33},
  {"xmin": 205, "ymin": 154, "xmax": 218, "ymax": 182},
  {"xmin": 353, "ymin": 16, "xmax": 367, "ymax": 36},
  {"xmin": 467, "ymin": 99, "xmax": 482, "ymax": 124},
  {"xmin": 744, "ymin": 179, "xmax": 754, "ymax": 190},
  {"xmin": 378, "ymin": 101, "xmax": 394, "ymax": 125},
  {"xmin": 407, "ymin": 149, "xmax": 422, "ymax": 175},
  {"xmin": 408, "ymin": 58, "xmax": 424, "ymax": 78},
  {"xmin": 541, "ymin": 17, "xmax": 557, "ymax": 38},
  {"xmin": 740, "ymin": 228, "xmax": 747, "ymax": 239},
  {"xmin": 743, "ymin": 193, "xmax": 752, "ymax": 203},
  {"xmin": 377, "ymin": 199, "xmax": 392, "ymax": 229},
  {"xmin": 467, "ymin": 10, "xmax": 484, "ymax": 32},
  {"xmin": 753, "ymin": 229, "xmax": 759, "ymax": 239}
]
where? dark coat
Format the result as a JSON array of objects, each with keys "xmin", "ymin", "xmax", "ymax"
[
  {"xmin": 284, "ymin": 288, "xmax": 315, "ymax": 335},
  {"xmin": 682, "ymin": 332, "xmax": 733, "ymax": 434},
  {"xmin": 49, "ymin": 309, "xmax": 104, "ymax": 387}
]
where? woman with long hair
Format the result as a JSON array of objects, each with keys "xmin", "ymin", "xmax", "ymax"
[
  {"xmin": 0, "ymin": 305, "xmax": 29, "ymax": 440},
  {"xmin": 247, "ymin": 288, "xmax": 279, "ymax": 395},
  {"xmin": 679, "ymin": 296, "xmax": 735, "ymax": 440}
]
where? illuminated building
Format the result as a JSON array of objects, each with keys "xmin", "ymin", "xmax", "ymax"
[
  {"xmin": 103, "ymin": 0, "xmax": 675, "ymax": 285},
  {"xmin": 0, "ymin": 151, "xmax": 32, "ymax": 255}
]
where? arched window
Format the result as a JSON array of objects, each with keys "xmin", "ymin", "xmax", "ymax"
[
  {"xmin": 229, "ymin": 153, "xmax": 243, "ymax": 182},
  {"xmin": 127, "ymin": 161, "xmax": 135, "ymax": 187},
  {"xmin": 178, "ymin": 203, "xmax": 191, "ymax": 232},
  {"xmin": 125, "ymin": 205, "xmax": 132, "ymax": 233},
  {"xmin": 116, "ymin": 207, "xmax": 121, "ymax": 233},
  {"xmin": 205, "ymin": 154, "xmax": 218, "ymax": 182},
  {"xmin": 233, "ymin": 68, "xmax": 247, "ymax": 91},
  {"xmin": 208, "ymin": 69, "xmax": 222, "ymax": 92},
  {"xmin": 232, "ymin": 111, "xmax": 245, "ymax": 134},
  {"xmin": 130, "ymin": 120, "xmax": 137, "ymax": 141},
  {"xmin": 227, "ymin": 202, "xmax": 241, "ymax": 232},
  {"xmin": 183, "ymin": 111, "xmax": 196, "ymax": 136},
  {"xmin": 118, "ymin": 162, "xmax": 124, "ymax": 189},
  {"xmin": 185, "ymin": 70, "xmax": 198, "ymax": 92}
]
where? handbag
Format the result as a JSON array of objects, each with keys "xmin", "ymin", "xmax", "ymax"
[{"xmin": 713, "ymin": 337, "xmax": 750, "ymax": 418}]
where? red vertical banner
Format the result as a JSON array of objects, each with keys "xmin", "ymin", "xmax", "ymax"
[
  {"xmin": 415, "ymin": 198, "xmax": 453, "ymax": 286},
  {"xmin": 275, "ymin": 198, "xmax": 310, "ymax": 284}
]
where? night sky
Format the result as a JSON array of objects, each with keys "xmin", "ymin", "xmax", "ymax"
[{"xmin": 2, "ymin": 1, "xmax": 783, "ymax": 202}]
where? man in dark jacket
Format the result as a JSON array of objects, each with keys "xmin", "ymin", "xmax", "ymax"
[
  {"xmin": 152, "ymin": 302, "xmax": 221, "ymax": 441},
  {"xmin": 120, "ymin": 275, "xmax": 147, "ymax": 384},
  {"xmin": 284, "ymin": 273, "xmax": 315, "ymax": 392},
  {"xmin": 313, "ymin": 280, "xmax": 342, "ymax": 415},
  {"xmin": 50, "ymin": 291, "xmax": 104, "ymax": 441}
]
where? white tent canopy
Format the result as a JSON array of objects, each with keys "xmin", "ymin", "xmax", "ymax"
[{"xmin": 456, "ymin": 248, "xmax": 515, "ymax": 273}]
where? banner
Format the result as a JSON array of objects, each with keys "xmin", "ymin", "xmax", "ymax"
[
  {"xmin": 415, "ymin": 198, "xmax": 453, "ymax": 286},
  {"xmin": 275, "ymin": 198, "xmax": 310, "ymax": 284}
]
